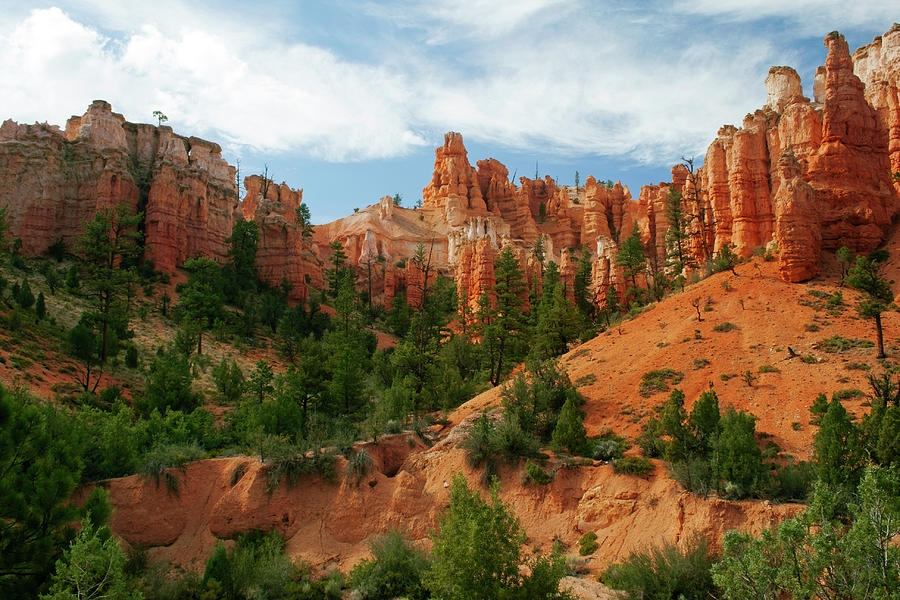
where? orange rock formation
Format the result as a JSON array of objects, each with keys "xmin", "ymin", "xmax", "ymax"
[{"xmin": 0, "ymin": 100, "xmax": 239, "ymax": 272}]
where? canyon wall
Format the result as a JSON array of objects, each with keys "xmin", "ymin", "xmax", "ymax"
[
  {"xmin": 0, "ymin": 100, "xmax": 239, "ymax": 273},
  {"xmin": 2, "ymin": 25, "xmax": 899, "ymax": 308},
  {"xmin": 638, "ymin": 29, "xmax": 899, "ymax": 283}
]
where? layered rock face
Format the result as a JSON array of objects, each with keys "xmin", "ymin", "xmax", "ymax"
[
  {"xmin": 0, "ymin": 100, "xmax": 239, "ymax": 272},
  {"xmin": 241, "ymin": 176, "xmax": 322, "ymax": 302},
  {"xmin": 853, "ymin": 24, "xmax": 900, "ymax": 199},
  {"xmin": 639, "ymin": 29, "xmax": 898, "ymax": 283},
  {"xmin": 0, "ymin": 102, "xmax": 141, "ymax": 255}
]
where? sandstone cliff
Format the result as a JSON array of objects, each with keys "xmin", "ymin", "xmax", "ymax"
[
  {"xmin": 0, "ymin": 100, "xmax": 239, "ymax": 272},
  {"xmin": 240, "ymin": 176, "xmax": 323, "ymax": 302}
]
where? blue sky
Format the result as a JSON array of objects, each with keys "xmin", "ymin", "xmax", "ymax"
[{"xmin": 0, "ymin": 1, "xmax": 896, "ymax": 223}]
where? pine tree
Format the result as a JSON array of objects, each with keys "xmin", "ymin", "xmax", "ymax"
[
  {"xmin": 176, "ymin": 257, "xmax": 224, "ymax": 355},
  {"xmin": 551, "ymin": 397, "xmax": 588, "ymax": 455},
  {"xmin": 846, "ymin": 249, "xmax": 894, "ymax": 358},
  {"xmin": 34, "ymin": 292, "xmax": 46, "ymax": 320},
  {"xmin": 478, "ymin": 246, "xmax": 528, "ymax": 386},
  {"xmin": 616, "ymin": 224, "xmax": 646, "ymax": 304},
  {"xmin": 42, "ymin": 519, "xmax": 140, "ymax": 600},
  {"xmin": 77, "ymin": 204, "xmax": 142, "ymax": 363},
  {"xmin": 713, "ymin": 408, "xmax": 764, "ymax": 499},
  {"xmin": 573, "ymin": 248, "xmax": 594, "ymax": 319}
]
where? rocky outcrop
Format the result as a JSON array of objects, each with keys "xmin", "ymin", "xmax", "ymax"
[
  {"xmin": 241, "ymin": 176, "xmax": 322, "ymax": 302},
  {"xmin": 636, "ymin": 28, "xmax": 898, "ymax": 284},
  {"xmin": 0, "ymin": 100, "xmax": 239, "ymax": 272},
  {"xmin": 773, "ymin": 152, "xmax": 821, "ymax": 281},
  {"xmin": 0, "ymin": 102, "xmax": 141, "ymax": 255},
  {"xmin": 805, "ymin": 32, "xmax": 895, "ymax": 253},
  {"xmin": 422, "ymin": 132, "xmax": 486, "ymax": 217},
  {"xmin": 852, "ymin": 24, "xmax": 900, "ymax": 199}
]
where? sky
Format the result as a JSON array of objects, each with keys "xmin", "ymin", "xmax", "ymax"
[{"xmin": 0, "ymin": 1, "xmax": 897, "ymax": 223}]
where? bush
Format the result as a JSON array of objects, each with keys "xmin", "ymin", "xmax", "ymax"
[
  {"xmin": 139, "ymin": 442, "xmax": 205, "ymax": 494},
  {"xmin": 712, "ymin": 322, "xmax": 737, "ymax": 332},
  {"xmin": 345, "ymin": 449, "xmax": 373, "ymax": 486},
  {"xmin": 524, "ymin": 460, "xmax": 552, "ymax": 485},
  {"xmin": 603, "ymin": 536, "xmax": 716, "ymax": 600},
  {"xmin": 592, "ymin": 438, "xmax": 625, "ymax": 461},
  {"xmin": 639, "ymin": 368, "xmax": 684, "ymax": 397},
  {"xmin": 349, "ymin": 531, "xmax": 429, "ymax": 600},
  {"xmin": 264, "ymin": 443, "xmax": 336, "ymax": 494},
  {"xmin": 671, "ymin": 457, "xmax": 714, "ymax": 496},
  {"xmin": 613, "ymin": 456, "xmax": 654, "ymax": 476},
  {"xmin": 818, "ymin": 335, "xmax": 874, "ymax": 353},
  {"xmin": 578, "ymin": 531, "xmax": 598, "ymax": 556},
  {"xmin": 551, "ymin": 397, "xmax": 588, "ymax": 455},
  {"xmin": 771, "ymin": 461, "xmax": 815, "ymax": 502},
  {"xmin": 124, "ymin": 345, "xmax": 139, "ymax": 369}
]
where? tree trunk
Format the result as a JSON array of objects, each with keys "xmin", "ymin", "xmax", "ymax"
[{"xmin": 875, "ymin": 312, "xmax": 886, "ymax": 358}]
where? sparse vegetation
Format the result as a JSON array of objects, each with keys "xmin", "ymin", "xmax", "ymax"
[
  {"xmin": 613, "ymin": 456, "xmax": 654, "ymax": 476},
  {"xmin": 818, "ymin": 335, "xmax": 875, "ymax": 353},
  {"xmin": 712, "ymin": 322, "xmax": 737, "ymax": 332},
  {"xmin": 639, "ymin": 368, "xmax": 684, "ymax": 397}
]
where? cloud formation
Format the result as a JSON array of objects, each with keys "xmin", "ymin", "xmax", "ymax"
[{"xmin": 0, "ymin": 2, "xmax": 893, "ymax": 168}]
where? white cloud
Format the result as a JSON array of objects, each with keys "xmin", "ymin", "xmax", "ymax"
[
  {"xmin": 674, "ymin": 0, "xmax": 899, "ymax": 35},
  {"xmin": 0, "ymin": 7, "xmax": 427, "ymax": 161},
  {"xmin": 0, "ymin": 2, "xmax": 894, "ymax": 172}
]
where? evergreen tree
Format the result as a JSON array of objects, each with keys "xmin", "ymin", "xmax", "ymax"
[
  {"xmin": 532, "ymin": 282, "xmax": 581, "ymax": 362},
  {"xmin": 616, "ymin": 224, "xmax": 647, "ymax": 304},
  {"xmin": 223, "ymin": 218, "xmax": 259, "ymax": 298},
  {"xmin": 713, "ymin": 408, "xmax": 764, "ymax": 498},
  {"xmin": 327, "ymin": 241, "xmax": 349, "ymax": 298},
  {"xmin": 141, "ymin": 347, "xmax": 200, "ymax": 414},
  {"xmin": 478, "ymin": 246, "xmax": 528, "ymax": 386},
  {"xmin": 15, "ymin": 279, "xmax": 34, "ymax": 309},
  {"xmin": 66, "ymin": 321, "xmax": 106, "ymax": 392},
  {"xmin": 34, "ymin": 291, "xmax": 46, "ymax": 320},
  {"xmin": 425, "ymin": 474, "xmax": 571, "ymax": 600},
  {"xmin": 664, "ymin": 187, "xmax": 691, "ymax": 280},
  {"xmin": 41, "ymin": 519, "xmax": 140, "ymax": 600},
  {"xmin": 0, "ymin": 385, "xmax": 85, "ymax": 595},
  {"xmin": 846, "ymin": 249, "xmax": 894, "ymax": 358},
  {"xmin": 815, "ymin": 396, "xmax": 863, "ymax": 497},
  {"xmin": 176, "ymin": 257, "xmax": 224, "ymax": 355},
  {"xmin": 77, "ymin": 204, "xmax": 142, "ymax": 363},
  {"xmin": 246, "ymin": 360, "xmax": 275, "ymax": 404},
  {"xmin": 295, "ymin": 203, "xmax": 315, "ymax": 241},
  {"xmin": 573, "ymin": 247, "xmax": 594, "ymax": 319},
  {"xmin": 551, "ymin": 397, "xmax": 588, "ymax": 455},
  {"xmin": 688, "ymin": 388, "xmax": 720, "ymax": 455}
]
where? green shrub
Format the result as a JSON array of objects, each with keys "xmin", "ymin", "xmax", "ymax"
[
  {"xmin": 671, "ymin": 457, "xmax": 715, "ymax": 496},
  {"xmin": 524, "ymin": 460, "xmax": 552, "ymax": 485},
  {"xmin": 758, "ymin": 364, "xmax": 780, "ymax": 373},
  {"xmin": 693, "ymin": 358, "xmax": 711, "ymax": 370},
  {"xmin": 349, "ymin": 530, "xmax": 429, "ymax": 600},
  {"xmin": 592, "ymin": 438, "xmax": 625, "ymax": 461},
  {"xmin": 551, "ymin": 397, "xmax": 588, "ymax": 455},
  {"xmin": 639, "ymin": 368, "xmax": 684, "ymax": 397},
  {"xmin": 713, "ymin": 322, "xmax": 737, "ymax": 332},
  {"xmin": 603, "ymin": 536, "xmax": 716, "ymax": 600},
  {"xmin": 613, "ymin": 456, "xmax": 654, "ymax": 476},
  {"xmin": 345, "ymin": 449, "xmax": 373, "ymax": 486},
  {"xmin": 139, "ymin": 442, "xmax": 205, "ymax": 494},
  {"xmin": 846, "ymin": 362, "xmax": 870, "ymax": 371},
  {"xmin": 125, "ymin": 345, "xmax": 139, "ymax": 369},
  {"xmin": 578, "ymin": 531, "xmax": 598, "ymax": 556},
  {"xmin": 772, "ymin": 461, "xmax": 815, "ymax": 502},
  {"xmin": 833, "ymin": 388, "xmax": 864, "ymax": 400},
  {"xmin": 818, "ymin": 335, "xmax": 874, "ymax": 353}
]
